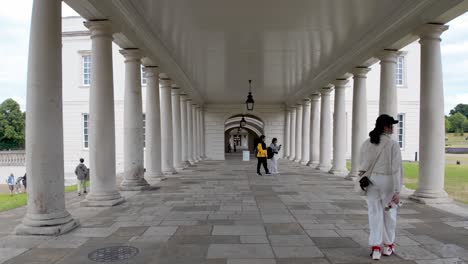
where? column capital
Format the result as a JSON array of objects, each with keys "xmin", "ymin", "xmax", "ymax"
[
  {"xmin": 303, "ymin": 98, "xmax": 311, "ymax": 106},
  {"xmin": 320, "ymin": 86, "xmax": 334, "ymax": 95},
  {"xmin": 418, "ymin": 23, "xmax": 449, "ymax": 41},
  {"xmin": 352, "ymin": 67, "xmax": 371, "ymax": 78},
  {"xmin": 180, "ymin": 94, "xmax": 188, "ymax": 101},
  {"xmin": 186, "ymin": 98, "xmax": 193, "ymax": 102},
  {"xmin": 333, "ymin": 78, "xmax": 349, "ymax": 88},
  {"xmin": 119, "ymin": 48, "xmax": 142, "ymax": 62},
  {"xmin": 310, "ymin": 93, "xmax": 321, "ymax": 101},
  {"xmin": 171, "ymin": 86, "xmax": 181, "ymax": 95},
  {"xmin": 84, "ymin": 20, "xmax": 113, "ymax": 39},
  {"xmin": 378, "ymin": 49, "xmax": 398, "ymax": 63},
  {"xmin": 143, "ymin": 66, "xmax": 159, "ymax": 78},
  {"xmin": 159, "ymin": 73, "xmax": 172, "ymax": 88}
]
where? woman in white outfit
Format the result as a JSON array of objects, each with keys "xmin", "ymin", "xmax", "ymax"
[
  {"xmin": 269, "ymin": 138, "xmax": 282, "ymax": 174},
  {"xmin": 359, "ymin": 114, "xmax": 402, "ymax": 260}
]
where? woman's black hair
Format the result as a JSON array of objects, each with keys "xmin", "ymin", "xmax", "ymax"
[
  {"xmin": 369, "ymin": 114, "xmax": 399, "ymax": 144},
  {"xmin": 272, "ymin": 138, "xmax": 277, "ymax": 144},
  {"xmin": 260, "ymin": 135, "xmax": 265, "ymax": 140}
]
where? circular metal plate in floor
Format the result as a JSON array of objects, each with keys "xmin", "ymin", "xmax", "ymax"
[{"xmin": 88, "ymin": 246, "xmax": 139, "ymax": 262}]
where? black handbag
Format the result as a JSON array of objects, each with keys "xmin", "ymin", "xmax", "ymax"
[{"xmin": 359, "ymin": 176, "xmax": 372, "ymax": 191}]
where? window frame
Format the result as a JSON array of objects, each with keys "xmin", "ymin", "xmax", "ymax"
[
  {"xmin": 78, "ymin": 50, "xmax": 92, "ymax": 87},
  {"xmin": 83, "ymin": 113, "xmax": 89, "ymax": 150},
  {"xmin": 395, "ymin": 51, "xmax": 408, "ymax": 88},
  {"xmin": 141, "ymin": 65, "xmax": 147, "ymax": 86},
  {"xmin": 397, "ymin": 113, "xmax": 405, "ymax": 150}
]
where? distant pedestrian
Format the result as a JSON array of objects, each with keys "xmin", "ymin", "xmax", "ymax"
[
  {"xmin": 15, "ymin": 176, "xmax": 23, "ymax": 194},
  {"xmin": 22, "ymin": 173, "xmax": 27, "ymax": 192},
  {"xmin": 6, "ymin": 173, "xmax": 14, "ymax": 196},
  {"xmin": 256, "ymin": 135, "xmax": 271, "ymax": 176},
  {"xmin": 358, "ymin": 114, "xmax": 402, "ymax": 260},
  {"xmin": 74, "ymin": 158, "xmax": 89, "ymax": 196},
  {"xmin": 268, "ymin": 138, "xmax": 282, "ymax": 174}
]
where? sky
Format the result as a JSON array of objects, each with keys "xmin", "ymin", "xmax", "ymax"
[{"xmin": 0, "ymin": 1, "xmax": 467, "ymax": 114}]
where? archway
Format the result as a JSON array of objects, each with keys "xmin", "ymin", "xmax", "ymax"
[{"xmin": 224, "ymin": 114, "xmax": 264, "ymax": 154}]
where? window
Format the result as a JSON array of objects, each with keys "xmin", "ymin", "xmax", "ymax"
[
  {"xmin": 397, "ymin": 113, "xmax": 405, "ymax": 149},
  {"xmin": 395, "ymin": 55, "xmax": 405, "ymax": 86},
  {"xmin": 82, "ymin": 55, "xmax": 92, "ymax": 86},
  {"xmin": 83, "ymin": 114, "xmax": 89, "ymax": 149},
  {"xmin": 142, "ymin": 113, "xmax": 146, "ymax": 147},
  {"xmin": 141, "ymin": 65, "xmax": 147, "ymax": 85}
]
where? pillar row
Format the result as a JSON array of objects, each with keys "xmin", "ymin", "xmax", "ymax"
[
  {"xmin": 16, "ymin": 0, "xmax": 79, "ymax": 235},
  {"xmin": 120, "ymin": 49, "xmax": 149, "ymax": 190}
]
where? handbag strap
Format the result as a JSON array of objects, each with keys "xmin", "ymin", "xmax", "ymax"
[{"xmin": 362, "ymin": 139, "xmax": 391, "ymax": 178}]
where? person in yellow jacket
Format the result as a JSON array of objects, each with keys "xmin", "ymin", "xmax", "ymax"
[{"xmin": 256, "ymin": 135, "xmax": 271, "ymax": 176}]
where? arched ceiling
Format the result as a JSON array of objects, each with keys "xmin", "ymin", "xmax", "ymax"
[{"xmin": 66, "ymin": 0, "xmax": 468, "ymax": 104}]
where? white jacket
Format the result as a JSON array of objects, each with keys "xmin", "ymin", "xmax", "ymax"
[{"xmin": 359, "ymin": 134, "xmax": 403, "ymax": 193}]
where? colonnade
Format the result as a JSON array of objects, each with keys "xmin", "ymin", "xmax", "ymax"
[
  {"xmin": 284, "ymin": 23, "xmax": 450, "ymax": 204},
  {"xmin": 17, "ymin": 2, "xmax": 206, "ymax": 235}
]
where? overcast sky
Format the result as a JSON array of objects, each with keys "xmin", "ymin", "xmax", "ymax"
[{"xmin": 0, "ymin": 1, "xmax": 467, "ymax": 114}]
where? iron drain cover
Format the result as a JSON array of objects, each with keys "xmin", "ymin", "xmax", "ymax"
[{"xmin": 88, "ymin": 246, "xmax": 139, "ymax": 262}]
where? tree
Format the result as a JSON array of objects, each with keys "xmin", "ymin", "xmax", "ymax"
[
  {"xmin": 445, "ymin": 117, "xmax": 451, "ymax": 133},
  {"xmin": 464, "ymin": 120, "xmax": 468, "ymax": 133},
  {"xmin": 448, "ymin": 112, "xmax": 466, "ymax": 135},
  {"xmin": 0, "ymin": 99, "xmax": 25, "ymax": 150},
  {"xmin": 449, "ymin": 103, "xmax": 468, "ymax": 118}
]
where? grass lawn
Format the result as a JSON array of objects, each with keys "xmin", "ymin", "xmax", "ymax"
[
  {"xmin": 446, "ymin": 133, "xmax": 468, "ymax": 147},
  {"xmin": 0, "ymin": 181, "xmax": 89, "ymax": 213}
]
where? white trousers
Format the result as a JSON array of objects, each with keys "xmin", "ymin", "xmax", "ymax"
[
  {"xmin": 77, "ymin": 179, "xmax": 87, "ymax": 194},
  {"xmin": 269, "ymin": 154, "xmax": 279, "ymax": 173},
  {"xmin": 366, "ymin": 174, "xmax": 397, "ymax": 246}
]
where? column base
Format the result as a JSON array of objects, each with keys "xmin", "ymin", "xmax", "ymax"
[
  {"xmin": 328, "ymin": 168, "xmax": 349, "ymax": 177},
  {"xmin": 188, "ymin": 160, "xmax": 196, "ymax": 166},
  {"xmin": 120, "ymin": 178, "xmax": 150, "ymax": 191},
  {"xmin": 317, "ymin": 164, "xmax": 331, "ymax": 172},
  {"xmin": 307, "ymin": 161, "xmax": 319, "ymax": 167},
  {"xmin": 288, "ymin": 156, "xmax": 295, "ymax": 161},
  {"xmin": 345, "ymin": 170, "xmax": 359, "ymax": 181},
  {"xmin": 15, "ymin": 212, "xmax": 79, "ymax": 236},
  {"xmin": 163, "ymin": 168, "xmax": 178, "ymax": 175},
  {"xmin": 145, "ymin": 171, "xmax": 164, "ymax": 179},
  {"xmin": 81, "ymin": 191, "xmax": 125, "ymax": 207},
  {"xmin": 409, "ymin": 190, "xmax": 452, "ymax": 204},
  {"xmin": 294, "ymin": 159, "xmax": 301, "ymax": 163},
  {"xmin": 300, "ymin": 160, "xmax": 309, "ymax": 165}
]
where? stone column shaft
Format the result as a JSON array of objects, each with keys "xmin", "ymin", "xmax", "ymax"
[
  {"xmin": 144, "ymin": 66, "xmax": 163, "ymax": 179},
  {"xmin": 379, "ymin": 50, "xmax": 398, "ymax": 119},
  {"xmin": 347, "ymin": 67, "xmax": 371, "ymax": 179},
  {"xmin": 172, "ymin": 87, "xmax": 183, "ymax": 170},
  {"xmin": 301, "ymin": 99, "xmax": 312, "ymax": 165},
  {"xmin": 329, "ymin": 79, "xmax": 349, "ymax": 176},
  {"xmin": 308, "ymin": 94, "xmax": 321, "ymax": 167},
  {"xmin": 411, "ymin": 24, "xmax": 450, "ymax": 203},
  {"xmin": 16, "ymin": 0, "xmax": 79, "ymax": 235},
  {"xmin": 120, "ymin": 49, "xmax": 149, "ymax": 190},
  {"xmin": 318, "ymin": 88, "xmax": 333, "ymax": 171},
  {"xmin": 294, "ymin": 104, "xmax": 303, "ymax": 162},
  {"xmin": 285, "ymin": 109, "xmax": 291, "ymax": 159},
  {"xmin": 186, "ymin": 99, "xmax": 195, "ymax": 164},
  {"xmin": 197, "ymin": 107, "xmax": 203, "ymax": 160},
  {"xmin": 81, "ymin": 21, "xmax": 123, "ymax": 207},
  {"xmin": 160, "ymin": 75, "xmax": 177, "ymax": 174},
  {"xmin": 192, "ymin": 104, "xmax": 199, "ymax": 162},
  {"xmin": 289, "ymin": 108, "xmax": 297, "ymax": 161},
  {"xmin": 180, "ymin": 94, "xmax": 190, "ymax": 166}
]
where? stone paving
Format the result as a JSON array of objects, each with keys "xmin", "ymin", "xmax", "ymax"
[{"xmin": 1, "ymin": 157, "xmax": 468, "ymax": 263}]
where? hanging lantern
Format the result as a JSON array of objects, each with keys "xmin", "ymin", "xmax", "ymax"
[
  {"xmin": 240, "ymin": 115, "xmax": 247, "ymax": 127},
  {"xmin": 245, "ymin": 80, "xmax": 255, "ymax": 111}
]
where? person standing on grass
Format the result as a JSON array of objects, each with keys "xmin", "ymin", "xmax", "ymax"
[
  {"xmin": 358, "ymin": 114, "xmax": 402, "ymax": 260},
  {"xmin": 74, "ymin": 158, "xmax": 89, "ymax": 196},
  {"xmin": 6, "ymin": 173, "xmax": 15, "ymax": 196},
  {"xmin": 256, "ymin": 135, "xmax": 271, "ymax": 176}
]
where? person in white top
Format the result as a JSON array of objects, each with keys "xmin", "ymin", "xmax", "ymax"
[{"xmin": 358, "ymin": 114, "xmax": 402, "ymax": 260}]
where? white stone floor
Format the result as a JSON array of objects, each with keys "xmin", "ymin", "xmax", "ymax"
[{"xmin": 0, "ymin": 157, "xmax": 468, "ymax": 263}]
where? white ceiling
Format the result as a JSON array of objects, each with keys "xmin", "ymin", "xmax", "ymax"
[{"xmin": 66, "ymin": 0, "xmax": 468, "ymax": 104}]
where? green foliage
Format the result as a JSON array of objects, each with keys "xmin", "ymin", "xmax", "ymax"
[
  {"xmin": 448, "ymin": 112, "xmax": 466, "ymax": 134},
  {"xmin": 0, "ymin": 99, "xmax": 25, "ymax": 150},
  {"xmin": 449, "ymin": 103, "xmax": 468, "ymax": 117},
  {"xmin": 464, "ymin": 120, "xmax": 468, "ymax": 133},
  {"xmin": 445, "ymin": 117, "xmax": 451, "ymax": 133}
]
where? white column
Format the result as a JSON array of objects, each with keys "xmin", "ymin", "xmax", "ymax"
[
  {"xmin": 285, "ymin": 109, "xmax": 291, "ymax": 159},
  {"xmin": 192, "ymin": 104, "xmax": 199, "ymax": 162},
  {"xmin": 308, "ymin": 94, "xmax": 321, "ymax": 167},
  {"xmin": 160, "ymin": 74, "xmax": 177, "ymax": 174},
  {"xmin": 197, "ymin": 107, "xmax": 203, "ymax": 160},
  {"xmin": 186, "ymin": 99, "xmax": 195, "ymax": 165},
  {"xmin": 301, "ymin": 98, "xmax": 311, "ymax": 165},
  {"xmin": 120, "ymin": 49, "xmax": 149, "ymax": 190},
  {"xmin": 347, "ymin": 67, "xmax": 371, "ymax": 179},
  {"xmin": 329, "ymin": 79, "xmax": 349, "ymax": 176},
  {"xmin": 317, "ymin": 87, "xmax": 333, "ymax": 171},
  {"xmin": 379, "ymin": 50, "xmax": 398, "ymax": 119},
  {"xmin": 81, "ymin": 21, "xmax": 123, "ymax": 207},
  {"xmin": 411, "ymin": 24, "xmax": 450, "ymax": 203},
  {"xmin": 144, "ymin": 66, "xmax": 163, "ymax": 179},
  {"xmin": 201, "ymin": 109, "xmax": 206, "ymax": 158},
  {"xmin": 294, "ymin": 104, "xmax": 303, "ymax": 162},
  {"xmin": 16, "ymin": 0, "xmax": 79, "ymax": 235},
  {"xmin": 289, "ymin": 107, "xmax": 297, "ymax": 161},
  {"xmin": 171, "ymin": 86, "xmax": 183, "ymax": 170},
  {"xmin": 180, "ymin": 94, "xmax": 190, "ymax": 167}
]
